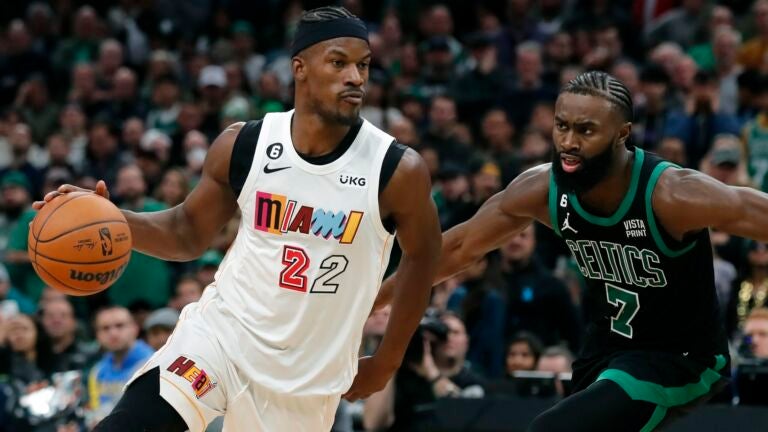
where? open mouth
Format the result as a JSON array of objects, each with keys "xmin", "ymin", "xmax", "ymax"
[{"xmin": 560, "ymin": 154, "xmax": 582, "ymax": 173}]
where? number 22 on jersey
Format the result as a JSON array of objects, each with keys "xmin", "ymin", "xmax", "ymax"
[{"xmin": 279, "ymin": 245, "xmax": 349, "ymax": 293}]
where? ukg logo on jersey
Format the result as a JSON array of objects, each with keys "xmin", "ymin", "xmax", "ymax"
[{"xmin": 254, "ymin": 191, "xmax": 363, "ymax": 244}]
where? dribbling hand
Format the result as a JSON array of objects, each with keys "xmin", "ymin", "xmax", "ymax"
[
  {"xmin": 32, "ymin": 180, "xmax": 110, "ymax": 210},
  {"xmin": 341, "ymin": 355, "xmax": 397, "ymax": 402}
]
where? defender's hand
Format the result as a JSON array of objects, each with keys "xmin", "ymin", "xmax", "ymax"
[
  {"xmin": 342, "ymin": 356, "xmax": 398, "ymax": 402},
  {"xmin": 32, "ymin": 180, "xmax": 110, "ymax": 210}
]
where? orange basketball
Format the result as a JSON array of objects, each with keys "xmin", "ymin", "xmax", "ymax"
[{"xmin": 28, "ymin": 192, "xmax": 132, "ymax": 296}]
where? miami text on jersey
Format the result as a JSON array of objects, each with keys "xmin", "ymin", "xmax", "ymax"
[
  {"xmin": 254, "ymin": 191, "xmax": 363, "ymax": 244},
  {"xmin": 565, "ymin": 239, "xmax": 667, "ymax": 288}
]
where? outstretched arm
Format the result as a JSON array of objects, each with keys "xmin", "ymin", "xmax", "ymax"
[
  {"xmin": 654, "ymin": 168, "xmax": 768, "ymax": 242},
  {"xmin": 372, "ymin": 164, "xmax": 551, "ymax": 311},
  {"xmin": 36, "ymin": 123, "xmax": 243, "ymax": 261}
]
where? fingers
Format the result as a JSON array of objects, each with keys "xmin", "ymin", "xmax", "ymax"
[{"xmin": 95, "ymin": 180, "xmax": 109, "ymax": 198}]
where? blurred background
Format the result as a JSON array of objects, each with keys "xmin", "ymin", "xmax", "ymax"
[{"xmin": 1, "ymin": 0, "xmax": 768, "ymax": 431}]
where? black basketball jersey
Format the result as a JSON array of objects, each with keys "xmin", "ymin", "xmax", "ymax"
[{"xmin": 549, "ymin": 148, "xmax": 728, "ymax": 359}]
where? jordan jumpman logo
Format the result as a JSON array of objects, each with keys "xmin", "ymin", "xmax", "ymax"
[{"xmin": 562, "ymin": 212, "xmax": 578, "ymax": 234}]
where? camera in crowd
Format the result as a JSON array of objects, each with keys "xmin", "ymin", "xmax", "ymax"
[{"xmin": 404, "ymin": 311, "xmax": 449, "ymax": 365}]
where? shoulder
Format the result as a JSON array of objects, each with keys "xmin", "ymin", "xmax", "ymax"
[
  {"xmin": 653, "ymin": 167, "xmax": 731, "ymax": 208},
  {"xmin": 203, "ymin": 122, "xmax": 248, "ymax": 182},
  {"xmin": 383, "ymin": 147, "xmax": 431, "ymax": 193}
]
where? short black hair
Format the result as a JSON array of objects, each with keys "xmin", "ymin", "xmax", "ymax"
[
  {"xmin": 561, "ymin": 71, "xmax": 633, "ymax": 122},
  {"xmin": 299, "ymin": 6, "xmax": 356, "ymax": 24}
]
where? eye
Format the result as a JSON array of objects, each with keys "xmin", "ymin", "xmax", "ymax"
[
  {"xmin": 584, "ymin": 128, "xmax": 593, "ymax": 135},
  {"xmin": 556, "ymin": 122, "xmax": 567, "ymax": 131},
  {"xmin": 331, "ymin": 60, "xmax": 344, "ymax": 68},
  {"xmin": 358, "ymin": 62, "xmax": 370, "ymax": 70}
]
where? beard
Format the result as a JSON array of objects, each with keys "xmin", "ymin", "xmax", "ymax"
[
  {"xmin": 311, "ymin": 97, "xmax": 361, "ymax": 126},
  {"xmin": 552, "ymin": 141, "xmax": 615, "ymax": 195}
]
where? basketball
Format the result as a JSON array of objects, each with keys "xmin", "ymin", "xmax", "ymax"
[{"xmin": 28, "ymin": 192, "xmax": 132, "ymax": 296}]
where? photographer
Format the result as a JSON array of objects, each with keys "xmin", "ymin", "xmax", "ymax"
[{"xmin": 364, "ymin": 311, "xmax": 484, "ymax": 431}]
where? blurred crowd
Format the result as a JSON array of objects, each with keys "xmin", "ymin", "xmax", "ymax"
[{"xmin": 2, "ymin": 0, "xmax": 768, "ymax": 431}]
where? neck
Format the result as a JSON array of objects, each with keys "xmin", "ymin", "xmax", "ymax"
[
  {"xmin": 578, "ymin": 148, "xmax": 634, "ymax": 214},
  {"xmin": 24, "ymin": 350, "xmax": 37, "ymax": 362},
  {"xmin": 503, "ymin": 257, "xmax": 531, "ymax": 273},
  {"xmin": 52, "ymin": 334, "xmax": 75, "ymax": 354},
  {"xmin": 291, "ymin": 107, "xmax": 352, "ymax": 157},
  {"xmin": 436, "ymin": 356, "xmax": 462, "ymax": 376},
  {"xmin": 124, "ymin": 196, "xmax": 145, "ymax": 209},
  {"xmin": 112, "ymin": 345, "xmax": 132, "ymax": 366},
  {"xmin": 752, "ymin": 267, "xmax": 768, "ymax": 282}
]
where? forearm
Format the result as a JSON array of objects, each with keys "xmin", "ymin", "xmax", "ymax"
[
  {"xmin": 375, "ymin": 254, "xmax": 437, "ymax": 367},
  {"xmin": 123, "ymin": 206, "xmax": 203, "ymax": 261},
  {"xmin": 373, "ymin": 224, "xmax": 479, "ymax": 313}
]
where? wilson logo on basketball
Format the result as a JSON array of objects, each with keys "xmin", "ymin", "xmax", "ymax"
[
  {"xmin": 99, "ymin": 227, "xmax": 113, "ymax": 256},
  {"xmin": 69, "ymin": 263, "xmax": 127, "ymax": 284}
]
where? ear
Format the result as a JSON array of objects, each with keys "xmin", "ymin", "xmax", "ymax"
[
  {"xmin": 617, "ymin": 122, "xmax": 632, "ymax": 147},
  {"xmin": 292, "ymin": 56, "xmax": 307, "ymax": 82}
]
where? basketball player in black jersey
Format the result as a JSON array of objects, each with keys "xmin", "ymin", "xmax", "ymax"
[
  {"xmin": 377, "ymin": 70, "xmax": 768, "ymax": 431},
  {"xmin": 35, "ymin": 7, "xmax": 441, "ymax": 431}
]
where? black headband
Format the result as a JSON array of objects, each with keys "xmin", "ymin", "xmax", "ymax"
[{"xmin": 291, "ymin": 17, "xmax": 369, "ymax": 57}]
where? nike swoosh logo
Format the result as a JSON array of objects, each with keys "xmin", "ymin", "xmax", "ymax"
[{"xmin": 263, "ymin": 164, "xmax": 290, "ymax": 174}]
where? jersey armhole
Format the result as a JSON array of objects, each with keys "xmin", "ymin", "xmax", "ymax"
[
  {"xmin": 229, "ymin": 119, "xmax": 263, "ymax": 199},
  {"xmin": 379, "ymin": 141, "xmax": 408, "ymax": 234},
  {"xmin": 645, "ymin": 162, "xmax": 698, "ymax": 257}
]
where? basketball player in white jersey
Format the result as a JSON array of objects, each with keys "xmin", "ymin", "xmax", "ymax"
[{"xmin": 35, "ymin": 7, "xmax": 441, "ymax": 431}]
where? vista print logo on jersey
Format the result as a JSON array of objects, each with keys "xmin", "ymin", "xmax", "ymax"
[{"xmin": 254, "ymin": 191, "xmax": 363, "ymax": 244}]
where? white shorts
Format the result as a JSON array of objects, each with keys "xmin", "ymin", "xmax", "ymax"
[{"xmin": 129, "ymin": 304, "xmax": 340, "ymax": 432}]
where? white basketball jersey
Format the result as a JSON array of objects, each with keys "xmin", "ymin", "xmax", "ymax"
[{"xmin": 200, "ymin": 111, "xmax": 396, "ymax": 396}]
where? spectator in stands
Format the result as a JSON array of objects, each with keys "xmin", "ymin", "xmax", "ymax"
[
  {"xmin": 687, "ymin": 5, "xmax": 735, "ymax": 73},
  {"xmin": 500, "ymin": 224, "xmax": 583, "ymax": 351},
  {"xmin": 1, "ymin": 123, "xmax": 43, "ymax": 195},
  {"xmin": 0, "ymin": 19, "xmax": 51, "ymax": 106},
  {"xmin": 743, "ymin": 307, "xmax": 768, "ymax": 359},
  {"xmin": 536, "ymin": 346, "xmax": 575, "ymax": 396},
  {"xmin": 699, "ymin": 134, "xmax": 752, "ymax": 187},
  {"xmin": 15, "ymin": 75, "xmax": 59, "ymax": 145},
  {"xmin": 87, "ymin": 306, "xmax": 153, "ymax": 427},
  {"xmin": 728, "ymin": 241, "xmax": 768, "ymax": 336},
  {"xmin": 0, "ymin": 313, "xmax": 61, "ymax": 431},
  {"xmin": 108, "ymin": 164, "xmax": 171, "ymax": 308},
  {"xmin": 104, "ymin": 67, "xmax": 147, "ymax": 127},
  {"xmin": 741, "ymin": 75, "xmax": 768, "ymax": 192},
  {"xmin": 634, "ymin": 66, "xmax": 674, "ymax": 150},
  {"xmin": 664, "ymin": 70, "xmax": 740, "ymax": 168},
  {"xmin": 361, "ymin": 305, "xmax": 390, "ymax": 357},
  {"xmin": 41, "ymin": 298, "xmax": 98, "ymax": 372},
  {"xmin": 656, "ymin": 136, "xmax": 688, "ymax": 166},
  {"xmin": 143, "ymin": 307, "xmax": 179, "ymax": 351},
  {"xmin": 0, "ymin": 263, "xmax": 35, "ymax": 315},
  {"xmin": 155, "ymin": 167, "xmax": 190, "ymax": 208},
  {"xmin": 644, "ymin": 0, "xmax": 709, "ymax": 49},
  {"xmin": 422, "ymin": 95, "xmax": 471, "ymax": 166},
  {"xmin": 196, "ymin": 249, "xmax": 223, "ymax": 286},
  {"xmin": 452, "ymin": 32, "xmax": 511, "ymax": 129},
  {"xmin": 146, "ymin": 75, "xmax": 182, "ymax": 137},
  {"xmin": 505, "ymin": 331, "xmax": 544, "ymax": 377},
  {"xmin": 504, "ymin": 41, "xmax": 558, "ymax": 131},
  {"xmin": 737, "ymin": 0, "xmax": 768, "ymax": 70},
  {"xmin": 169, "ymin": 274, "xmax": 204, "ymax": 312},
  {"xmin": 57, "ymin": 103, "xmax": 87, "ymax": 170},
  {"xmin": 447, "ymin": 254, "xmax": 506, "ymax": 377},
  {"xmin": 369, "ymin": 312, "xmax": 484, "ymax": 431}
]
